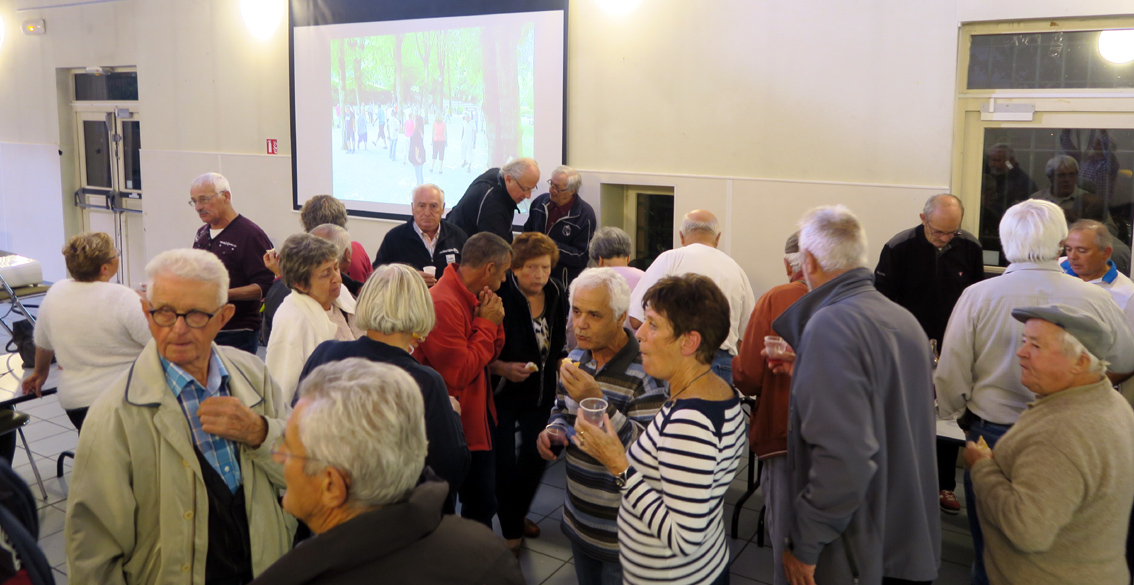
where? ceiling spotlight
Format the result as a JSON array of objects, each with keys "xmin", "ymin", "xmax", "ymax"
[
  {"xmin": 240, "ymin": 0, "xmax": 285, "ymax": 41},
  {"xmin": 1098, "ymin": 29, "xmax": 1134, "ymax": 65},
  {"xmin": 596, "ymin": 0, "xmax": 642, "ymax": 16}
]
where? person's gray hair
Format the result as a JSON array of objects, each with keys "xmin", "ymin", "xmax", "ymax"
[
  {"xmin": 797, "ymin": 205, "xmax": 869, "ymax": 271},
  {"xmin": 570, "ymin": 267, "xmax": 631, "ymax": 318},
  {"xmin": 296, "ymin": 358, "xmax": 428, "ymax": 508},
  {"xmin": 279, "ymin": 233, "xmax": 340, "ymax": 292},
  {"xmin": 1045, "ymin": 154, "xmax": 1079, "ymax": 177},
  {"xmin": 190, "ymin": 172, "xmax": 231, "ymax": 198},
  {"xmin": 923, "ymin": 193, "xmax": 964, "ymax": 219},
  {"xmin": 145, "ymin": 249, "xmax": 229, "ymax": 307},
  {"xmin": 461, "ymin": 232, "xmax": 512, "ymax": 270},
  {"xmin": 300, "ymin": 195, "xmax": 348, "ymax": 231},
  {"xmin": 999, "ymin": 200, "xmax": 1068, "ymax": 264},
  {"xmin": 588, "ymin": 226, "xmax": 633, "ymax": 263},
  {"xmin": 784, "ymin": 231, "xmax": 802, "ymax": 273},
  {"xmin": 412, "ymin": 184, "xmax": 445, "ymax": 206},
  {"xmin": 310, "ymin": 224, "xmax": 351, "ymax": 263},
  {"xmin": 501, "ymin": 157, "xmax": 539, "ymax": 182},
  {"xmin": 1068, "ymin": 219, "xmax": 1112, "ymax": 251},
  {"xmin": 355, "ymin": 264, "xmax": 435, "ymax": 337},
  {"xmin": 1057, "ymin": 329, "xmax": 1109, "ymax": 378},
  {"xmin": 680, "ymin": 213, "xmax": 721, "ymax": 238},
  {"xmin": 986, "ymin": 142, "xmax": 1016, "ymax": 158},
  {"xmin": 551, "ymin": 165, "xmax": 582, "ymax": 193}
]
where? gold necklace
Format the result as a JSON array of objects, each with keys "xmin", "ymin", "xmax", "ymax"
[{"xmin": 666, "ymin": 368, "xmax": 713, "ymax": 405}]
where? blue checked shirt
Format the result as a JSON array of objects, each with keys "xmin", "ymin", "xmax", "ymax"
[{"xmin": 160, "ymin": 351, "xmax": 243, "ymax": 492}]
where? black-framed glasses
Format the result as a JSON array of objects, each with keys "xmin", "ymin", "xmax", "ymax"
[
  {"xmin": 925, "ymin": 222, "xmax": 962, "ymax": 240},
  {"xmin": 187, "ymin": 193, "xmax": 219, "ymax": 207},
  {"xmin": 148, "ymin": 307, "xmax": 218, "ymax": 328}
]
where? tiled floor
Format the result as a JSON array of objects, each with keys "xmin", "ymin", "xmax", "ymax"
[{"xmin": 0, "ymin": 328, "xmax": 974, "ymax": 585}]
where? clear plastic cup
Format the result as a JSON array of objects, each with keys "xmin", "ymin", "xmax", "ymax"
[
  {"xmin": 423, "ymin": 266, "xmax": 437, "ymax": 277},
  {"xmin": 546, "ymin": 425, "xmax": 567, "ymax": 457},
  {"xmin": 580, "ymin": 397, "xmax": 607, "ymax": 426},
  {"xmin": 765, "ymin": 336, "xmax": 789, "ymax": 368}
]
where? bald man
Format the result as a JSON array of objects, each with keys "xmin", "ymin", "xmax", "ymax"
[
  {"xmin": 874, "ymin": 193, "xmax": 984, "ymax": 515},
  {"xmin": 627, "ymin": 210, "xmax": 756, "ymax": 383}
]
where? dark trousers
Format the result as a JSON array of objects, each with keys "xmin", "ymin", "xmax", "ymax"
[
  {"xmin": 214, "ymin": 329, "xmax": 261, "ymax": 355},
  {"xmin": 494, "ymin": 400, "xmax": 549, "ymax": 540},
  {"xmin": 936, "ymin": 438, "xmax": 959, "ymax": 492},
  {"xmin": 0, "ymin": 407, "xmax": 14, "ymax": 465},
  {"xmin": 65, "ymin": 407, "xmax": 89, "ymax": 434},
  {"xmin": 460, "ymin": 449, "xmax": 497, "ymax": 528},
  {"xmin": 963, "ymin": 415, "xmax": 1012, "ymax": 585}
]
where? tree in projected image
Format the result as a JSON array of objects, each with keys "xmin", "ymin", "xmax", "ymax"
[{"xmin": 330, "ymin": 24, "xmax": 534, "ymax": 166}]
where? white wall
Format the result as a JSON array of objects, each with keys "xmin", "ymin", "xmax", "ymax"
[{"xmin": 0, "ymin": 0, "xmax": 1130, "ymax": 291}]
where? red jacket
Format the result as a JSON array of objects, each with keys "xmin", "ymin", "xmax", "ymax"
[
  {"xmin": 416, "ymin": 264, "xmax": 505, "ymax": 451},
  {"xmin": 732, "ymin": 279, "xmax": 808, "ymax": 459}
]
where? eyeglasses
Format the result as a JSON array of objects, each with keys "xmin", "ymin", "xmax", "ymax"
[
  {"xmin": 925, "ymin": 222, "xmax": 962, "ymax": 240},
  {"xmin": 516, "ymin": 180, "xmax": 538, "ymax": 193},
  {"xmin": 148, "ymin": 307, "xmax": 219, "ymax": 328},
  {"xmin": 187, "ymin": 193, "xmax": 220, "ymax": 207},
  {"xmin": 270, "ymin": 435, "xmax": 329, "ymax": 465},
  {"xmin": 548, "ymin": 179, "xmax": 571, "ymax": 193}
]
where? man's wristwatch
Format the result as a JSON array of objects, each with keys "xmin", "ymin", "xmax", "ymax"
[{"xmin": 613, "ymin": 466, "xmax": 634, "ymax": 488}]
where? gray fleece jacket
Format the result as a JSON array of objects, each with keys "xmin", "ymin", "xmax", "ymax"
[{"xmin": 773, "ymin": 267, "xmax": 941, "ymax": 584}]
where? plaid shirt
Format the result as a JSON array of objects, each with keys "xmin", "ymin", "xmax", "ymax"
[{"xmin": 160, "ymin": 351, "xmax": 243, "ymax": 492}]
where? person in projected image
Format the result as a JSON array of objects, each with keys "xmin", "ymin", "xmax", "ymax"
[{"xmin": 410, "ymin": 114, "xmax": 426, "ymax": 185}]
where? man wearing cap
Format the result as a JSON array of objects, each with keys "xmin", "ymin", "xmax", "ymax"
[
  {"xmin": 936, "ymin": 199, "xmax": 1134, "ymax": 585},
  {"xmin": 732, "ymin": 232, "xmax": 808, "ymax": 585},
  {"xmin": 964, "ymin": 304, "xmax": 1134, "ymax": 585}
]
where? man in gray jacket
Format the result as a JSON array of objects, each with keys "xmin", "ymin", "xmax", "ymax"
[{"xmin": 774, "ymin": 205, "xmax": 940, "ymax": 585}]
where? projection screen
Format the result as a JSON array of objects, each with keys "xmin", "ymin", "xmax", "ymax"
[{"xmin": 291, "ymin": 0, "xmax": 568, "ymax": 224}]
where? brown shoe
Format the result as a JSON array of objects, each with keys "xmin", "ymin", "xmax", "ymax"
[
  {"xmin": 939, "ymin": 490, "xmax": 961, "ymax": 515},
  {"xmin": 523, "ymin": 518, "xmax": 541, "ymax": 538}
]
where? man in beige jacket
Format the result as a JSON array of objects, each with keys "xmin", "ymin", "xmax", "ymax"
[
  {"xmin": 66, "ymin": 249, "xmax": 294, "ymax": 585},
  {"xmin": 965, "ymin": 304, "xmax": 1134, "ymax": 585}
]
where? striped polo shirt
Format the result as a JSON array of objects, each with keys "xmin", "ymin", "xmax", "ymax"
[{"xmin": 548, "ymin": 332, "xmax": 668, "ymax": 563}]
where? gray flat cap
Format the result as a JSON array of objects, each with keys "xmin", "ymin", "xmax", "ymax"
[
  {"xmin": 1011, "ymin": 304, "xmax": 1113, "ymax": 359},
  {"xmin": 785, "ymin": 232, "xmax": 800, "ymax": 255}
]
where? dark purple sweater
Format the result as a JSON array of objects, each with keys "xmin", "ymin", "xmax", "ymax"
[{"xmin": 193, "ymin": 214, "xmax": 274, "ymax": 331}]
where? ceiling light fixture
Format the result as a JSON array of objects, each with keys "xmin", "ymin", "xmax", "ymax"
[
  {"xmin": 1098, "ymin": 29, "xmax": 1134, "ymax": 65},
  {"xmin": 240, "ymin": 0, "xmax": 285, "ymax": 41}
]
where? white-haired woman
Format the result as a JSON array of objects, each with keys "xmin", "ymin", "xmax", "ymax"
[
  {"xmin": 22, "ymin": 232, "xmax": 151, "ymax": 434},
  {"xmin": 266, "ymin": 233, "xmax": 360, "ymax": 406},
  {"xmin": 298, "ymin": 263, "xmax": 469, "ymax": 513}
]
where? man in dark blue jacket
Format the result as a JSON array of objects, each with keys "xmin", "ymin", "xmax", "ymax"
[
  {"xmin": 523, "ymin": 165, "xmax": 596, "ymax": 285},
  {"xmin": 372, "ymin": 184, "xmax": 469, "ymax": 288},
  {"xmin": 448, "ymin": 158, "xmax": 540, "ymax": 244}
]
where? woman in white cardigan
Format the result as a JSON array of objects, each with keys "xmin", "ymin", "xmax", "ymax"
[{"xmin": 266, "ymin": 233, "xmax": 361, "ymax": 405}]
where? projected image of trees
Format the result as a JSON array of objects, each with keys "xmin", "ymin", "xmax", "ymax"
[{"xmin": 329, "ymin": 25, "xmax": 536, "ymax": 205}]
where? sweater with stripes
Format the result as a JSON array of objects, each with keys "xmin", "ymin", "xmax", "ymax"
[{"xmin": 618, "ymin": 396, "xmax": 747, "ymax": 585}]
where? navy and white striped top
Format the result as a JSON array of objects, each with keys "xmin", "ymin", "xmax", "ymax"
[{"xmin": 619, "ymin": 395, "xmax": 747, "ymax": 584}]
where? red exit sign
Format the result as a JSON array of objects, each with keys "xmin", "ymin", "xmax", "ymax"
[{"xmin": 266, "ymin": 139, "xmax": 278, "ymax": 155}]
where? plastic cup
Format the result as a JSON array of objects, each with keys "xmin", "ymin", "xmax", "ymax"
[
  {"xmin": 580, "ymin": 397, "xmax": 607, "ymax": 426},
  {"xmin": 765, "ymin": 335, "xmax": 788, "ymax": 368},
  {"xmin": 423, "ymin": 266, "xmax": 437, "ymax": 277},
  {"xmin": 546, "ymin": 425, "xmax": 567, "ymax": 457}
]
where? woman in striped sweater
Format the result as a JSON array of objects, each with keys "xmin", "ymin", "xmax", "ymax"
[{"xmin": 574, "ymin": 274, "xmax": 747, "ymax": 585}]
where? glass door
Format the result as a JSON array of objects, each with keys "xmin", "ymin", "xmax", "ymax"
[{"xmin": 74, "ymin": 106, "xmax": 144, "ymax": 285}]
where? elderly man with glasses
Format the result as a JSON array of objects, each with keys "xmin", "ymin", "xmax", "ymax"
[
  {"xmin": 523, "ymin": 165, "xmax": 596, "ymax": 285},
  {"xmin": 372, "ymin": 184, "xmax": 469, "ymax": 287},
  {"xmin": 874, "ymin": 193, "xmax": 985, "ymax": 515},
  {"xmin": 66, "ymin": 249, "xmax": 293, "ymax": 585},
  {"xmin": 249, "ymin": 358, "xmax": 523, "ymax": 585},
  {"xmin": 448, "ymin": 158, "xmax": 540, "ymax": 244},
  {"xmin": 189, "ymin": 172, "xmax": 275, "ymax": 354}
]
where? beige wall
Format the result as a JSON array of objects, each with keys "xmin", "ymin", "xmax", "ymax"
[{"xmin": 0, "ymin": 0, "xmax": 1130, "ymax": 289}]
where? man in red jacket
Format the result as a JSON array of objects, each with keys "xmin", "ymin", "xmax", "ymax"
[
  {"xmin": 417, "ymin": 232, "xmax": 511, "ymax": 528},
  {"xmin": 732, "ymin": 232, "xmax": 808, "ymax": 585}
]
